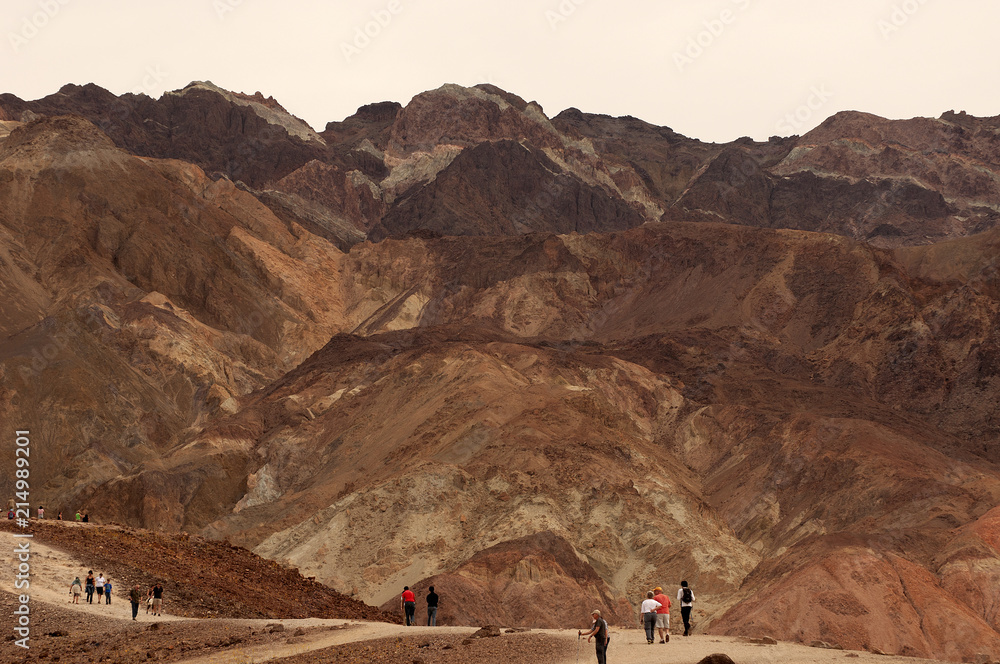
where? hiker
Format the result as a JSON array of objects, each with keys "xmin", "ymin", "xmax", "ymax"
[
  {"xmin": 82, "ymin": 512, "xmax": 89, "ymax": 523},
  {"xmin": 75, "ymin": 510, "xmax": 82, "ymax": 522},
  {"xmin": 37, "ymin": 505, "xmax": 44, "ymax": 519},
  {"xmin": 57, "ymin": 510, "xmax": 63, "ymax": 520},
  {"xmin": 85, "ymin": 571, "xmax": 95, "ymax": 603},
  {"xmin": 129, "ymin": 584, "xmax": 142, "ymax": 620},
  {"xmin": 677, "ymin": 581, "xmax": 695, "ymax": 636},
  {"xmin": 400, "ymin": 586, "xmax": 416, "ymax": 625},
  {"xmin": 652, "ymin": 586, "xmax": 671, "ymax": 643},
  {"xmin": 426, "ymin": 586, "xmax": 439, "ymax": 626},
  {"xmin": 104, "ymin": 578, "xmax": 112, "ymax": 604},
  {"xmin": 69, "ymin": 577, "xmax": 82, "ymax": 604},
  {"xmin": 640, "ymin": 590, "xmax": 661, "ymax": 644},
  {"xmin": 578, "ymin": 609, "xmax": 610, "ymax": 664},
  {"xmin": 95, "ymin": 573, "xmax": 105, "ymax": 602},
  {"xmin": 146, "ymin": 585, "xmax": 155, "ymax": 614},
  {"xmin": 151, "ymin": 582, "xmax": 164, "ymax": 616}
]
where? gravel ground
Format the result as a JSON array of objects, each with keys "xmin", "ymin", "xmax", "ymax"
[
  {"xmin": 264, "ymin": 631, "xmax": 570, "ymax": 664},
  {"xmin": 1, "ymin": 588, "xmax": 337, "ymax": 663}
]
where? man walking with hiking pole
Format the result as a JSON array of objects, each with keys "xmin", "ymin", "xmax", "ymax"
[{"xmin": 578, "ymin": 609, "xmax": 610, "ymax": 664}]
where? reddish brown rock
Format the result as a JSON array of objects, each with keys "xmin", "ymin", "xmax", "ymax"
[{"xmin": 379, "ymin": 532, "xmax": 633, "ymax": 628}]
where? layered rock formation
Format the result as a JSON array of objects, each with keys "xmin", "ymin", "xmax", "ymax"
[{"xmin": 1, "ymin": 82, "xmax": 1000, "ymax": 661}]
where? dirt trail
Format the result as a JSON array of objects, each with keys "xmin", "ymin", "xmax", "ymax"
[
  {"xmin": 0, "ymin": 528, "xmax": 186, "ymax": 622},
  {"xmin": 539, "ymin": 630, "xmax": 953, "ymax": 664},
  {"xmin": 171, "ymin": 623, "xmax": 478, "ymax": 664},
  {"xmin": 169, "ymin": 627, "xmax": 955, "ymax": 664}
]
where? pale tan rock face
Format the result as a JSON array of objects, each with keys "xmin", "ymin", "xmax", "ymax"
[{"xmin": 4, "ymin": 87, "xmax": 1000, "ymax": 661}]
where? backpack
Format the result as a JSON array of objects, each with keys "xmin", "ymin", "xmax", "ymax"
[{"xmin": 682, "ymin": 587, "xmax": 693, "ymax": 603}]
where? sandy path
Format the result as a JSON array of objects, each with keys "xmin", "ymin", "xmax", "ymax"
[
  {"xmin": 167, "ymin": 626, "xmax": 955, "ymax": 664},
  {"xmin": 0, "ymin": 528, "xmax": 187, "ymax": 621},
  {"xmin": 539, "ymin": 629, "xmax": 951, "ymax": 664},
  {"xmin": 171, "ymin": 623, "xmax": 479, "ymax": 664}
]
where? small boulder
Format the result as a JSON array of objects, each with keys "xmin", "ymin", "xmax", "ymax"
[
  {"xmin": 697, "ymin": 655, "xmax": 737, "ymax": 664},
  {"xmin": 470, "ymin": 625, "xmax": 502, "ymax": 638}
]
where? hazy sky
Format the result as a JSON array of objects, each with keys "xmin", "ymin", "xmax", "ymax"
[{"xmin": 2, "ymin": 0, "xmax": 997, "ymax": 142}]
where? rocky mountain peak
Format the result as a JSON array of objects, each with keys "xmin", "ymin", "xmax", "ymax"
[
  {"xmin": 348, "ymin": 100, "xmax": 403, "ymax": 123},
  {"xmin": 168, "ymin": 80, "xmax": 325, "ymax": 145},
  {"xmin": 387, "ymin": 83, "xmax": 563, "ymax": 156},
  {"xmin": 0, "ymin": 114, "xmax": 117, "ymax": 158}
]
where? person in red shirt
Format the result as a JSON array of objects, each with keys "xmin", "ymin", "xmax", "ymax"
[
  {"xmin": 400, "ymin": 586, "xmax": 416, "ymax": 625},
  {"xmin": 652, "ymin": 586, "xmax": 671, "ymax": 643}
]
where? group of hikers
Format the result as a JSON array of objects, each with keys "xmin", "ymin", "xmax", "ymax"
[
  {"xmin": 69, "ymin": 573, "xmax": 164, "ymax": 620},
  {"xmin": 578, "ymin": 581, "xmax": 696, "ymax": 664},
  {"xmin": 68, "ymin": 571, "xmax": 112, "ymax": 605},
  {"xmin": 637, "ymin": 581, "xmax": 696, "ymax": 644},
  {"xmin": 399, "ymin": 585, "xmax": 439, "ymax": 626},
  {"xmin": 5, "ymin": 498, "xmax": 89, "ymax": 521},
  {"xmin": 395, "ymin": 579, "xmax": 691, "ymax": 664}
]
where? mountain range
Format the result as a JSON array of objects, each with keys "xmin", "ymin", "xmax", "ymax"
[{"xmin": 2, "ymin": 81, "xmax": 1000, "ymax": 661}]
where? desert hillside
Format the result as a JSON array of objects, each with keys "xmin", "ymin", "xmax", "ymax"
[{"xmin": 2, "ymin": 82, "xmax": 1000, "ymax": 662}]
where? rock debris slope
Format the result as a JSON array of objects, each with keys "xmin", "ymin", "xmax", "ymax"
[{"xmin": 2, "ymin": 82, "xmax": 1000, "ymax": 661}]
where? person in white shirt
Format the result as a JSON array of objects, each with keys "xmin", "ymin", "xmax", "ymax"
[
  {"xmin": 95, "ymin": 574, "xmax": 105, "ymax": 603},
  {"xmin": 639, "ymin": 591, "xmax": 662, "ymax": 644},
  {"xmin": 677, "ymin": 581, "xmax": 695, "ymax": 636}
]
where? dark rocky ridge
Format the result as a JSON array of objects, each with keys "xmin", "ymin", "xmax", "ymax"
[{"xmin": 4, "ymin": 82, "xmax": 999, "ymax": 246}]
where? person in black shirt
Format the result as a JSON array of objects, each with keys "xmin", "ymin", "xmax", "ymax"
[
  {"xmin": 85, "ymin": 571, "xmax": 95, "ymax": 604},
  {"xmin": 579, "ymin": 609, "xmax": 610, "ymax": 664},
  {"xmin": 426, "ymin": 586, "xmax": 439, "ymax": 626},
  {"xmin": 151, "ymin": 582, "xmax": 164, "ymax": 616}
]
